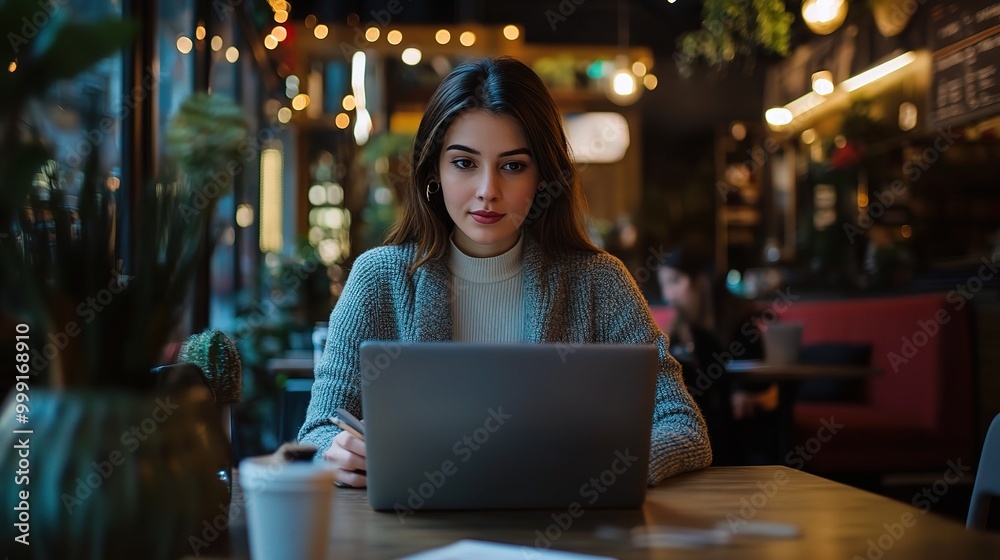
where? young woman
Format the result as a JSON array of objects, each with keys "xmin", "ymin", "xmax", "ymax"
[{"xmin": 297, "ymin": 57, "xmax": 711, "ymax": 486}]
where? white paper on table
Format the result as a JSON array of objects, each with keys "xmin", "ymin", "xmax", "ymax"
[{"xmin": 399, "ymin": 539, "xmax": 618, "ymax": 560}]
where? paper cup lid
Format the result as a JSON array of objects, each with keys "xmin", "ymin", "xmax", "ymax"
[{"xmin": 239, "ymin": 455, "xmax": 338, "ymax": 492}]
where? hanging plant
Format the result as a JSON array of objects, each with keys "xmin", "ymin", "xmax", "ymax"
[{"xmin": 675, "ymin": 0, "xmax": 794, "ymax": 77}]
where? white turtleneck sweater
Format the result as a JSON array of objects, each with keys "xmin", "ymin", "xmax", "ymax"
[{"xmin": 447, "ymin": 235, "xmax": 525, "ymax": 343}]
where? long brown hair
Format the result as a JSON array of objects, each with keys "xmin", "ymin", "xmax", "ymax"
[{"xmin": 385, "ymin": 56, "xmax": 599, "ymax": 270}]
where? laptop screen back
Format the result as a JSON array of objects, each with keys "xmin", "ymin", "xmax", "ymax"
[{"xmin": 359, "ymin": 342, "xmax": 657, "ymax": 511}]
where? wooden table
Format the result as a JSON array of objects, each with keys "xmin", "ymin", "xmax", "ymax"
[{"xmin": 205, "ymin": 466, "xmax": 1000, "ymax": 559}]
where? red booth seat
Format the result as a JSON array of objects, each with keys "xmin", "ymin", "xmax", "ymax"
[{"xmin": 777, "ymin": 294, "xmax": 976, "ymax": 473}]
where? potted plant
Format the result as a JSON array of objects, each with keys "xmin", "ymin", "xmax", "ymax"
[{"xmin": 0, "ymin": 2, "xmax": 248, "ymax": 558}]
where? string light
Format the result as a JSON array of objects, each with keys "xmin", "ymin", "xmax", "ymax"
[
  {"xmin": 365, "ymin": 27, "xmax": 380, "ymax": 42},
  {"xmin": 176, "ymin": 36, "xmax": 193, "ymax": 54},
  {"xmin": 503, "ymin": 25, "xmax": 519, "ymax": 40},
  {"xmin": 459, "ymin": 31, "xmax": 476, "ymax": 46},
  {"xmin": 314, "ymin": 24, "xmax": 329, "ymax": 40},
  {"xmin": 225, "ymin": 47, "xmax": 239, "ymax": 63},
  {"xmin": 387, "ymin": 30, "xmax": 402, "ymax": 45},
  {"xmin": 211, "ymin": 36, "xmax": 223, "ymax": 51},
  {"xmin": 264, "ymin": 35, "xmax": 278, "ymax": 49},
  {"xmin": 435, "ymin": 29, "xmax": 450, "ymax": 44}
]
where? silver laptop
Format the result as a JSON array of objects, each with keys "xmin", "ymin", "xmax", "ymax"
[{"xmin": 359, "ymin": 342, "xmax": 657, "ymax": 511}]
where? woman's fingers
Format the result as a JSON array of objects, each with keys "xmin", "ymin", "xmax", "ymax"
[{"xmin": 321, "ymin": 430, "xmax": 368, "ymax": 487}]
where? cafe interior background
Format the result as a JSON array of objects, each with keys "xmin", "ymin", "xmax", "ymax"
[{"xmin": 3, "ymin": 0, "xmax": 1000, "ymax": 529}]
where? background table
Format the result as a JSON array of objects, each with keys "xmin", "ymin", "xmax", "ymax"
[
  {"xmin": 726, "ymin": 360, "xmax": 880, "ymax": 461},
  {"xmin": 725, "ymin": 359, "xmax": 880, "ymax": 383},
  {"xmin": 203, "ymin": 466, "xmax": 1000, "ymax": 559}
]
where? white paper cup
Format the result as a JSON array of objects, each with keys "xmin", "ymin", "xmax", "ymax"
[
  {"xmin": 763, "ymin": 322, "xmax": 803, "ymax": 365},
  {"xmin": 239, "ymin": 456, "xmax": 338, "ymax": 560}
]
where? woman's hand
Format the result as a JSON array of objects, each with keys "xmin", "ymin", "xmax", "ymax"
[
  {"xmin": 321, "ymin": 429, "xmax": 367, "ymax": 487},
  {"xmin": 731, "ymin": 384, "xmax": 779, "ymax": 420}
]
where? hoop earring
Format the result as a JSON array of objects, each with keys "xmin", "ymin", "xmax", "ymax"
[
  {"xmin": 425, "ymin": 181, "xmax": 440, "ymax": 202},
  {"xmin": 535, "ymin": 187, "xmax": 548, "ymax": 205}
]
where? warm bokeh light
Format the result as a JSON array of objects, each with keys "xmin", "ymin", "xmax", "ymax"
[
  {"xmin": 292, "ymin": 93, "xmax": 310, "ymax": 111},
  {"xmin": 211, "ymin": 35, "xmax": 223, "ymax": 51},
  {"xmin": 274, "ymin": 10, "xmax": 288, "ymax": 23},
  {"xmin": 899, "ymin": 101, "xmax": 918, "ymax": 131},
  {"xmin": 643, "ymin": 74, "xmax": 657, "ymax": 90},
  {"xmin": 7, "ymin": 61, "xmax": 15, "ymax": 73},
  {"xmin": 264, "ymin": 35, "xmax": 278, "ymax": 49},
  {"xmin": 225, "ymin": 47, "xmax": 239, "ymax": 63},
  {"xmin": 195, "ymin": 25, "xmax": 206, "ymax": 40},
  {"xmin": 176, "ymin": 36, "xmax": 193, "ymax": 54},
  {"xmin": 812, "ymin": 70, "xmax": 834, "ymax": 95},
  {"xmin": 612, "ymin": 70, "xmax": 636, "ymax": 96},
  {"xmin": 236, "ymin": 204, "xmax": 254, "ymax": 227},
  {"xmin": 335, "ymin": 113, "xmax": 350, "ymax": 129},
  {"xmin": 632, "ymin": 61, "xmax": 647, "ymax": 76},
  {"xmin": 503, "ymin": 25, "xmax": 519, "ymax": 40},
  {"xmin": 459, "ymin": 31, "xmax": 476, "ymax": 46},
  {"xmin": 342, "ymin": 94, "xmax": 356, "ymax": 111},
  {"xmin": 387, "ymin": 30, "xmax": 402, "ymax": 45},
  {"xmin": 305, "ymin": 15, "xmax": 317, "ymax": 28},
  {"xmin": 272, "ymin": 25, "xmax": 288, "ymax": 42},
  {"xmin": 365, "ymin": 27, "xmax": 380, "ymax": 42},
  {"xmin": 802, "ymin": 0, "xmax": 848, "ymax": 35},
  {"xmin": 314, "ymin": 24, "xmax": 329, "ymax": 39},
  {"xmin": 731, "ymin": 122, "xmax": 747, "ymax": 141},
  {"xmin": 901, "ymin": 225, "xmax": 912, "ymax": 238},
  {"xmin": 857, "ymin": 193, "xmax": 869, "ymax": 207},
  {"xmin": 765, "ymin": 107, "xmax": 793, "ymax": 127},
  {"xmin": 435, "ymin": 29, "xmax": 451, "ymax": 44},
  {"xmin": 401, "ymin": 47, "xmax": 422, "ymax": 66},
  {"xmin": 277, "ymin": 107, "xmax": 292, "ymax": 123},
  {"xmin": 801, "ymin": 128, "xmax": 817, "ymax": 144}
]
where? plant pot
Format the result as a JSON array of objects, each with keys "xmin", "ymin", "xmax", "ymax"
[{"xmin": 1, "ymin": 388, "xmax": 230, "ymax": 560}]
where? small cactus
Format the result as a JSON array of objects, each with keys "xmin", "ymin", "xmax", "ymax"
[{"xmin": 179, "ymin": 329, "xmax": 242, "ymax": 404}]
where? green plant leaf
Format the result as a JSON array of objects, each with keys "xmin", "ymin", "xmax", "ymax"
[{"xmin": 30, "ymin": 19, "xmax": 136, "ymax": 91}]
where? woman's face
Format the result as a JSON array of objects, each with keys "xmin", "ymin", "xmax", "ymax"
[
  {"xmin": 437, "ymin": 110, "xmax": 539, "ymax": 257},
  {"xmin": 658, "ymin": 266, "xmax": 694, "ymax": 310}
]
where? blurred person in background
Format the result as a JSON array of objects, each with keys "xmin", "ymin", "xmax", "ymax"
[{"xmin": 658, "ymin": 247, "xmax": 780, "ymax": 464}]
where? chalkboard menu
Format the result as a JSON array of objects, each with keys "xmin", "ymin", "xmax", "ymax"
[{"xmin": 930, "ymin": 0, "xmax": 1000, "ymax": 126}]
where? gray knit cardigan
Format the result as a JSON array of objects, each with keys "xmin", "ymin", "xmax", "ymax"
[{"xmin": 297, "ymin": 235, "xmax": 712, "ymax": 484}]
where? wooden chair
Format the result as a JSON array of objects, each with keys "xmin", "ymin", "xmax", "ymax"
[{"xmin": 968, "ymin": 412, "xmax": 1000, "ymax": 530}]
